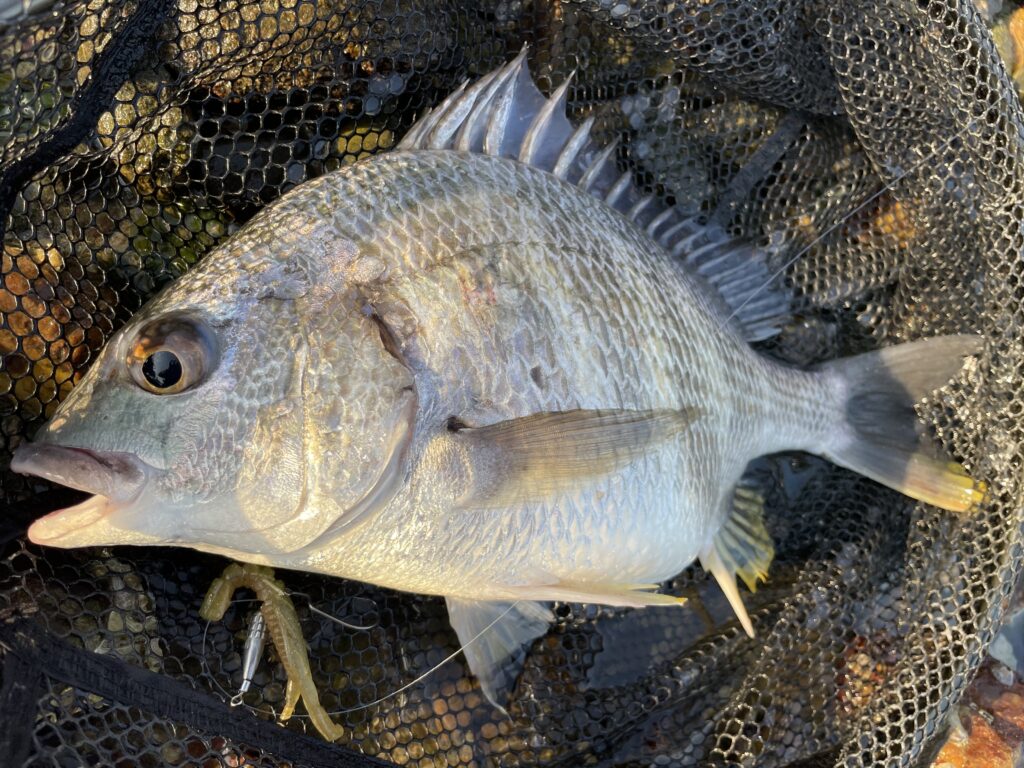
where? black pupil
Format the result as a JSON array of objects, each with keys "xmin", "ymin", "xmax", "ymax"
[{"xmin": 142, "ymin": 350, "xmax": 183, "ymax": 389}]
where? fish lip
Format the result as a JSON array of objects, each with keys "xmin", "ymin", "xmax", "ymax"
[
  {"xmin": 10, "ymin": 443, "xmax": 151, "ymax": 503},
  {"xmin": 26, "ymin": 493, "xmax": 118, "ymax": 547}
]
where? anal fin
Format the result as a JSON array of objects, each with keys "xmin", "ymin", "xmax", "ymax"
[
  {"xmin": 504, "ymin": 580, "xmax": 687, "ymax": 608},
  {"xmin": 700, "ymin": 485, "xmax": 774, "ymax": 638},
  {"xmin": 445, "ymin": 598, "xmax": 553, "ymax": 712}
]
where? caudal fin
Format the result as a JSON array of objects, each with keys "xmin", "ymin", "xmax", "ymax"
[{"xmin": 819, "ymin": 335, "xmax": 986, "ymax": 513}]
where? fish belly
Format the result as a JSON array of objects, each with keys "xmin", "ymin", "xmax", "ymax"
[{"xmin": 305, "ymin": 416, "xmax": 740, "ymax": 602}]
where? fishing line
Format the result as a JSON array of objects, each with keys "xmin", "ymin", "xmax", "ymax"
[
  {"xmin": 718, "ymin": 119, "xmax": 979, "ymax": 332},
  {"xmin": 201, "ymin": 595, "xmax": 517, "ymax": 722},
  {"xmin": 318, "ymin": 600, "xmax": 518, "ymax": 717},
  {"xmin": 291, "ymin": 591, "xmax": 380, "ymax": 632}
]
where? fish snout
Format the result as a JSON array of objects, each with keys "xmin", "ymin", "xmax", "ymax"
[{"xmin": 11, "ymin": 443, "xmax": 150, "ymax": 503}]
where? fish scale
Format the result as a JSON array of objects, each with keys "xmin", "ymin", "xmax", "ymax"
[{"xmin": 12, "ymin": 56, "xmax": 985, "ymax": 722}]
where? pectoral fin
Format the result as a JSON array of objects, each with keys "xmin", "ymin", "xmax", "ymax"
[
  {"xmin": 453, "ymin": 408, "xmax": 700, "ymax": 509},
  {"xmin": 445, "ymin": 598, "xmax": 553, "ymax": 712},
  {"xmin": 700, "ymin": 485, "xmax": 774, "ymax": 638}
]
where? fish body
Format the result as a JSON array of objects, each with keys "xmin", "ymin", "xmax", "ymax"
[
  {"xmin": 12, "ymin": 54, "xmax": 983, "ymax": 706},
  {"xmin": 259, "ymin": 149, "xmax": 825, "ymax": 598},
  {"xmin": 20, "ymin": 148, "xmax": 805, "ymax": 584}
]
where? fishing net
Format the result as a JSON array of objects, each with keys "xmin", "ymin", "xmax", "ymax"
[{"xmin": 1, "ymin": 0, "xmax": 1021, "ymax": 765}]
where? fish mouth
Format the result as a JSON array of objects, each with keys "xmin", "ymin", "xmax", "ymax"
[
  {"xmin": 11, "ymin": 444, "xmax": 153, "ymax": 547},
  {"xmin": 25, "ymin": 494, "xmax": 124, "ymax": 547}
]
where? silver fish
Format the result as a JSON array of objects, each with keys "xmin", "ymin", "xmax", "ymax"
[{"xmin": 12, "ymin": 52, "xmax": 984, "ymax": 706}]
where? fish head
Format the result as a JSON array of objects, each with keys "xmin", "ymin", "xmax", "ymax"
[{"xmin": 13, "ymin": 200, "xmax": 417, "ymax": 558}]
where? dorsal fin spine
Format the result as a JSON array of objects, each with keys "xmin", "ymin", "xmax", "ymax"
[
  {"xmin": 552, "ymin": 115, "xmax": 595, "ymax": 181},
  {"xmin": 699, "ymin": 251, "xmax": 750, "ymax": 280},
  {"xmin": 672, "ymin": 236, "xmax": 719, "ymax": 262},
  {"xmin": 397, "ymin": 51, "xmax": 791, "ymax": 343},
  {"xmin": 483, "ymin": 72, "xmax": 518, "ymax": 156},
  {"xmin": 423, "ymin": 81, "xmax": 469, "ymax": 142},
  {"xmin": 645, "ymin": 207, "xmax": 677, "ymax": 238},
  {"xmin": 658, "ymin": 218, "xmax": 699, "ymax": 246},
  {"xmin": 604, "ymin": 171, "xmax": 633, "ymax": 208},
  {"xmin": 422, "ymin": 81, "xmax": 474, "ymax": 148},
  {"xmin": 454, "ymin": 59, "xmax": 518, "ymax": 152},
  {"xmin": 520, "ymin": 76, "xmax": 574, "ymax": 167},
  {"xmin": 627, "ymin": 194, "xmax": 657, "ymax": 224},
  {"xmin": 579, "ymin": 140, "xmax": 619, "ymax": 195}
]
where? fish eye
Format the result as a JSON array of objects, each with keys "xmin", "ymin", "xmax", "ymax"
[
  {"xmin": 126, "ymin": 316, "xmax": 218, "ymax": 395},
  {"xmin": 142, "ymin": 350, "xmax": 182, "ymax": 389}
]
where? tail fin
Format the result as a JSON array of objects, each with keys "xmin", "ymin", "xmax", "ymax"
[{"xmin": 819, "ymin": 335, "xmax": 986, "ymax": 513}]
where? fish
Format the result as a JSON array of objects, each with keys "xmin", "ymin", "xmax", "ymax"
[{"xmin": 11, "ymin": 51, "xmax": 985, "ymax": 712}]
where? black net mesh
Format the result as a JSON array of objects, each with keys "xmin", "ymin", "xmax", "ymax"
[{"xmin": 1, "ymin": 0, "xmax": 1023, "ymax": 766}]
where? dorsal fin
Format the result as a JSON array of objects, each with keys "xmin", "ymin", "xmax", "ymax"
[{"xmin": 398, "ymin": 49, "xmax": 791, "ymax": 342}]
